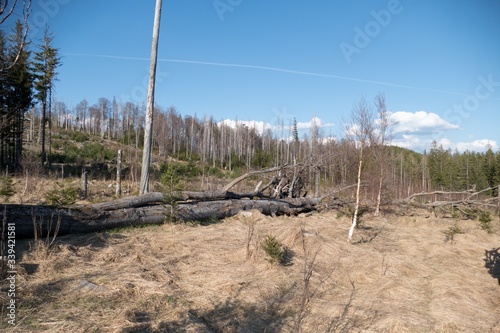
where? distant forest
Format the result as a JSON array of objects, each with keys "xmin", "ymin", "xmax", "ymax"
[{"xmin": 18, "ymin": 96, "xmax": 500, "ymax": 199}]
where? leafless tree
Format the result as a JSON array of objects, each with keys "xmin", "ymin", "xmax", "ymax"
[
  {"xmin": 140, "ymin": 0, "xmax": 162, "ymax": 194},
  {"xmin": 97, "ymin": 97, "xmax": 110, "ymax": 139},
  {"xmin": 371, "ymin": 93, "xmax": 396, "ymax": 216},
  {"xmin": 75, "ymin": 99, "xmax": 88, "ymax": 133}
]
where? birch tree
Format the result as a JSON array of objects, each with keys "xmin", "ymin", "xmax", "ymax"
[
  {"xmin": 372, "ymin": 93, "xmax": 395, "ymax": 216},
  {"xmin": 346, "ymin": 97, "xmax": 373, "ymax": 242}
]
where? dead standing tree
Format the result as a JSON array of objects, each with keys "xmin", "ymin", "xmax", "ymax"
[
  {"xmin": 371, "ymin": 93, "xmax": 396, "ymax": 216},
  {"xmin": 140, "ymin": 0, "xmax": 162, "ymax": 194}
]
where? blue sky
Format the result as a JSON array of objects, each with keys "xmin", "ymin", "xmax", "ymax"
[{"xmin": 13, "ymin": 0, "xmax": 500, "ymax": 152}]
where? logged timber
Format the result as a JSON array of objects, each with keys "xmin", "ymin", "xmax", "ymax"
[{"xmin": 5, "ymin": 196, "xmax": 322, "ymax": 239}]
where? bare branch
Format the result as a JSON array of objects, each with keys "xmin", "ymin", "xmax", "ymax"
[
  {"xmin": 0, "ymin": 0, "xmax": 31, "ymax": 73},
  {"xmin": 222, "ymin": 164, "xmax": 292, "ymax": 191},
  {"xmin": 0, "ymin": 0, "xmax": 19, "ymax": 24}
]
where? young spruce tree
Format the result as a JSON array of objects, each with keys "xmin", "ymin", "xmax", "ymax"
[{"xmin": 33, "ymin": 27, "xmax": 61, "ymax": 170}]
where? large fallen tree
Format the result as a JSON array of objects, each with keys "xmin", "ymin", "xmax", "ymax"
[
  {"xmin": 5, "ymin": 197, "xmax": 326, "ymax": 239},
  {"xmin": 5, "ymin": 165, "xmax": 350, "ymax": 239}
]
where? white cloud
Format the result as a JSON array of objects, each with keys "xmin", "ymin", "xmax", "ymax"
[
  {"xmin": 455, "ymin": 139, "xmax": 498, "ymax": 152},
  {"xmin": 392, "ymin": 134, "xmax": 426, "ymax": 151},
  {"xmin": 218, "ymin": 119, "xmax": 272, "ymax": 134},
  {"xmin": 390, "ymin": 111, "xmax": 459, "ymax": 134},
  {"xmin": 219, "ymin": 116, "xmax": 334, "ymax": 135},
  {"xmin": 392, "ymin": 135, "xmax": 498, "ymax": 153},
  {"xmin": 295, "ymin": 116, "xmax": 334, "ymax": 130}
]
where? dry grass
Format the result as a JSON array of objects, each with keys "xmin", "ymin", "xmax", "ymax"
[{"xmin": 2, "ymin": 209, "xmax": 500, "ymax": 332}]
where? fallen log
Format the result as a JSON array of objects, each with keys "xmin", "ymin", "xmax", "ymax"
[
  {"xmin": 4, "ymin": 197, "xmax": 322, "ymax": 239},
  {"xmin": 4, "ymin": 203, "xmax": 167, "ymax": 239},
  {"xmin": 397, "ymin": 186, "xmax": 499, "ymax": 217},
  {"xmin": 87, "ymin": 190, "xmax": 269, "ymax": 211},
  {"xmin": 6, "ymin": 164, "xmax": 342, "ymax": 239}
]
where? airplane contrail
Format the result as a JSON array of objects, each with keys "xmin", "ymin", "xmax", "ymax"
[{"xmin": 62, "ymin": 52, "xmax": 497, "ymax": 100}]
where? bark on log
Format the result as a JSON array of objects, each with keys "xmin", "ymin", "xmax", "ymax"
[
  {"xmin": 6, "ymin": 164, "xmax": 338, "ymax": 239},
  {"xmin": 87, "ymin": 190, "xmax": 270, "ymax": 211},
  {"xmin": 5, "ymin": 197, "xmax": 322, "ymax": 239},
  {"xmin": 4, "ymin": 204, "xmax": 167, "ymax": 239}
]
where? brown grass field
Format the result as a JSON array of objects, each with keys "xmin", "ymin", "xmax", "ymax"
[{"xmin": 2, "ymin": 205, "xmax": 500, "ymax": 332}]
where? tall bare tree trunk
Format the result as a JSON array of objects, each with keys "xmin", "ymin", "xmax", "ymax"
[
  {"xmin": 40, "ymin": 100, "xmax": 46, "ymax": 169},
  {"xmin": 372, "ymin": 93, "xmax": 393, "ymax": 217},
  {"xmin": 116, "ymin": 149, "xmax": 122, "ymax": 196},
  {"xmin": 314, "ymin": 165, "xmax": 320, "ymax": 198},
  {"xmin": 140, "ymin": 0, "xmax": 162, "ymax": 194},
  {"xmin": 374, "ymin": 170, "xmax": 383, "ymax": 216},
  {"xmin": 81, "ymin": 169, "xmax": 88, "ymax": 199}
]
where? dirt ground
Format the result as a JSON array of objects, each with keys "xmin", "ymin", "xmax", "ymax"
[{"xmin": 2, "ymin": 208, "xmax": 500, "ymax": 333}]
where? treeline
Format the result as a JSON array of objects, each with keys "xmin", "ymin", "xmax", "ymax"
[
  {"xmin": 1, "ymin": 19, "xmax": 60, "ymax": 170},
  {"xmin": 426, "ymin": 142, "xmax": 500, "ymax": 195},
  {"xmin": 23, "ymin": 96, "xmax": 500, "ymax": 200}
]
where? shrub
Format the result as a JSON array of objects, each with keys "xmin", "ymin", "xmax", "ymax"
[
  {"xmin": 51, "ymin": 139, "xmax": 62, "ymax": 150},
  {"xmin": 443, "ymin": 224, "xmax": 465, "ymax": 243},
  {"xmin": 262, "ymin": 235, "xmax": 288, "ymax": 265},
  {"xmin": 205, "ymin": 165, "xmax": 224, "ymax": 178},
  {"xmin": 478, "ymin": 211, "xmax": 493, "ymax": 234},
  {"xmin": 69, "ymin": 131, "xmax": 88, "ymax": 142},
  {"xmin": 160, "ymin": 161, "xmax": 201, "ymax": 178},
  {"xmin": 63, "ymin": 142, "xmax": 80, "ymax": 163},
  {"xmin": 160, "ymin": 165, "xmax": 184, "ymax": 221},
  {"xmin": 45, "ymin": 182, "xmax": 78, "ymax": 206},
  {"xmin": 62, "ymin": 142, "xmax": 114, "ymax": 164},
  {"xmin": 0, "ymin": 173, "xmax": 14, "ymax": 202},
  {"xmin": 80, "ymin": 142, "xmax": 114, "ymax": 162}
]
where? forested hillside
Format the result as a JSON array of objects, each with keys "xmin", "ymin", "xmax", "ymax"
[{"xmin": 15, "ymin": 97, "xmax": 500, "ymax": 201}]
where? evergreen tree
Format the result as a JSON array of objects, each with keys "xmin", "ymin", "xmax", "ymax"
[
  {"xmin": 494, "ymin": 151, "xmax": 500, "ymax": 196},
  {"xmin": 427, "ymin": 141, "xmax": 447, "ymax": 190},
  {"xmin": 292, "ymin": 117, "xmax": 299, "ymax": 162},
  {"xmin": 482, "ymin": 148, "xmax": 496, "ymax": 195},
  {"xmin": 0, "ymin": 20, "xmax": 32, "ymax": 170},
  {"xmin": 292, "ymin": 117, "xmax": 299, "ymax": 143},
  {"xmin": 33, "ymin": 27, "xmax": 61, "ymax": 169}
]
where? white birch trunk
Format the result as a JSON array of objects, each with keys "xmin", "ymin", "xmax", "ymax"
[
  {"xmin": 374, "ymin": 170, "xmax": 383, "ymax": 216},
  {"xmin": 348, "ymin": 151, "xmax": 363, "ymax": 242},
  {"xmin": 116, "ymin": 149, "xmax": 122, "ymax": 196}
]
